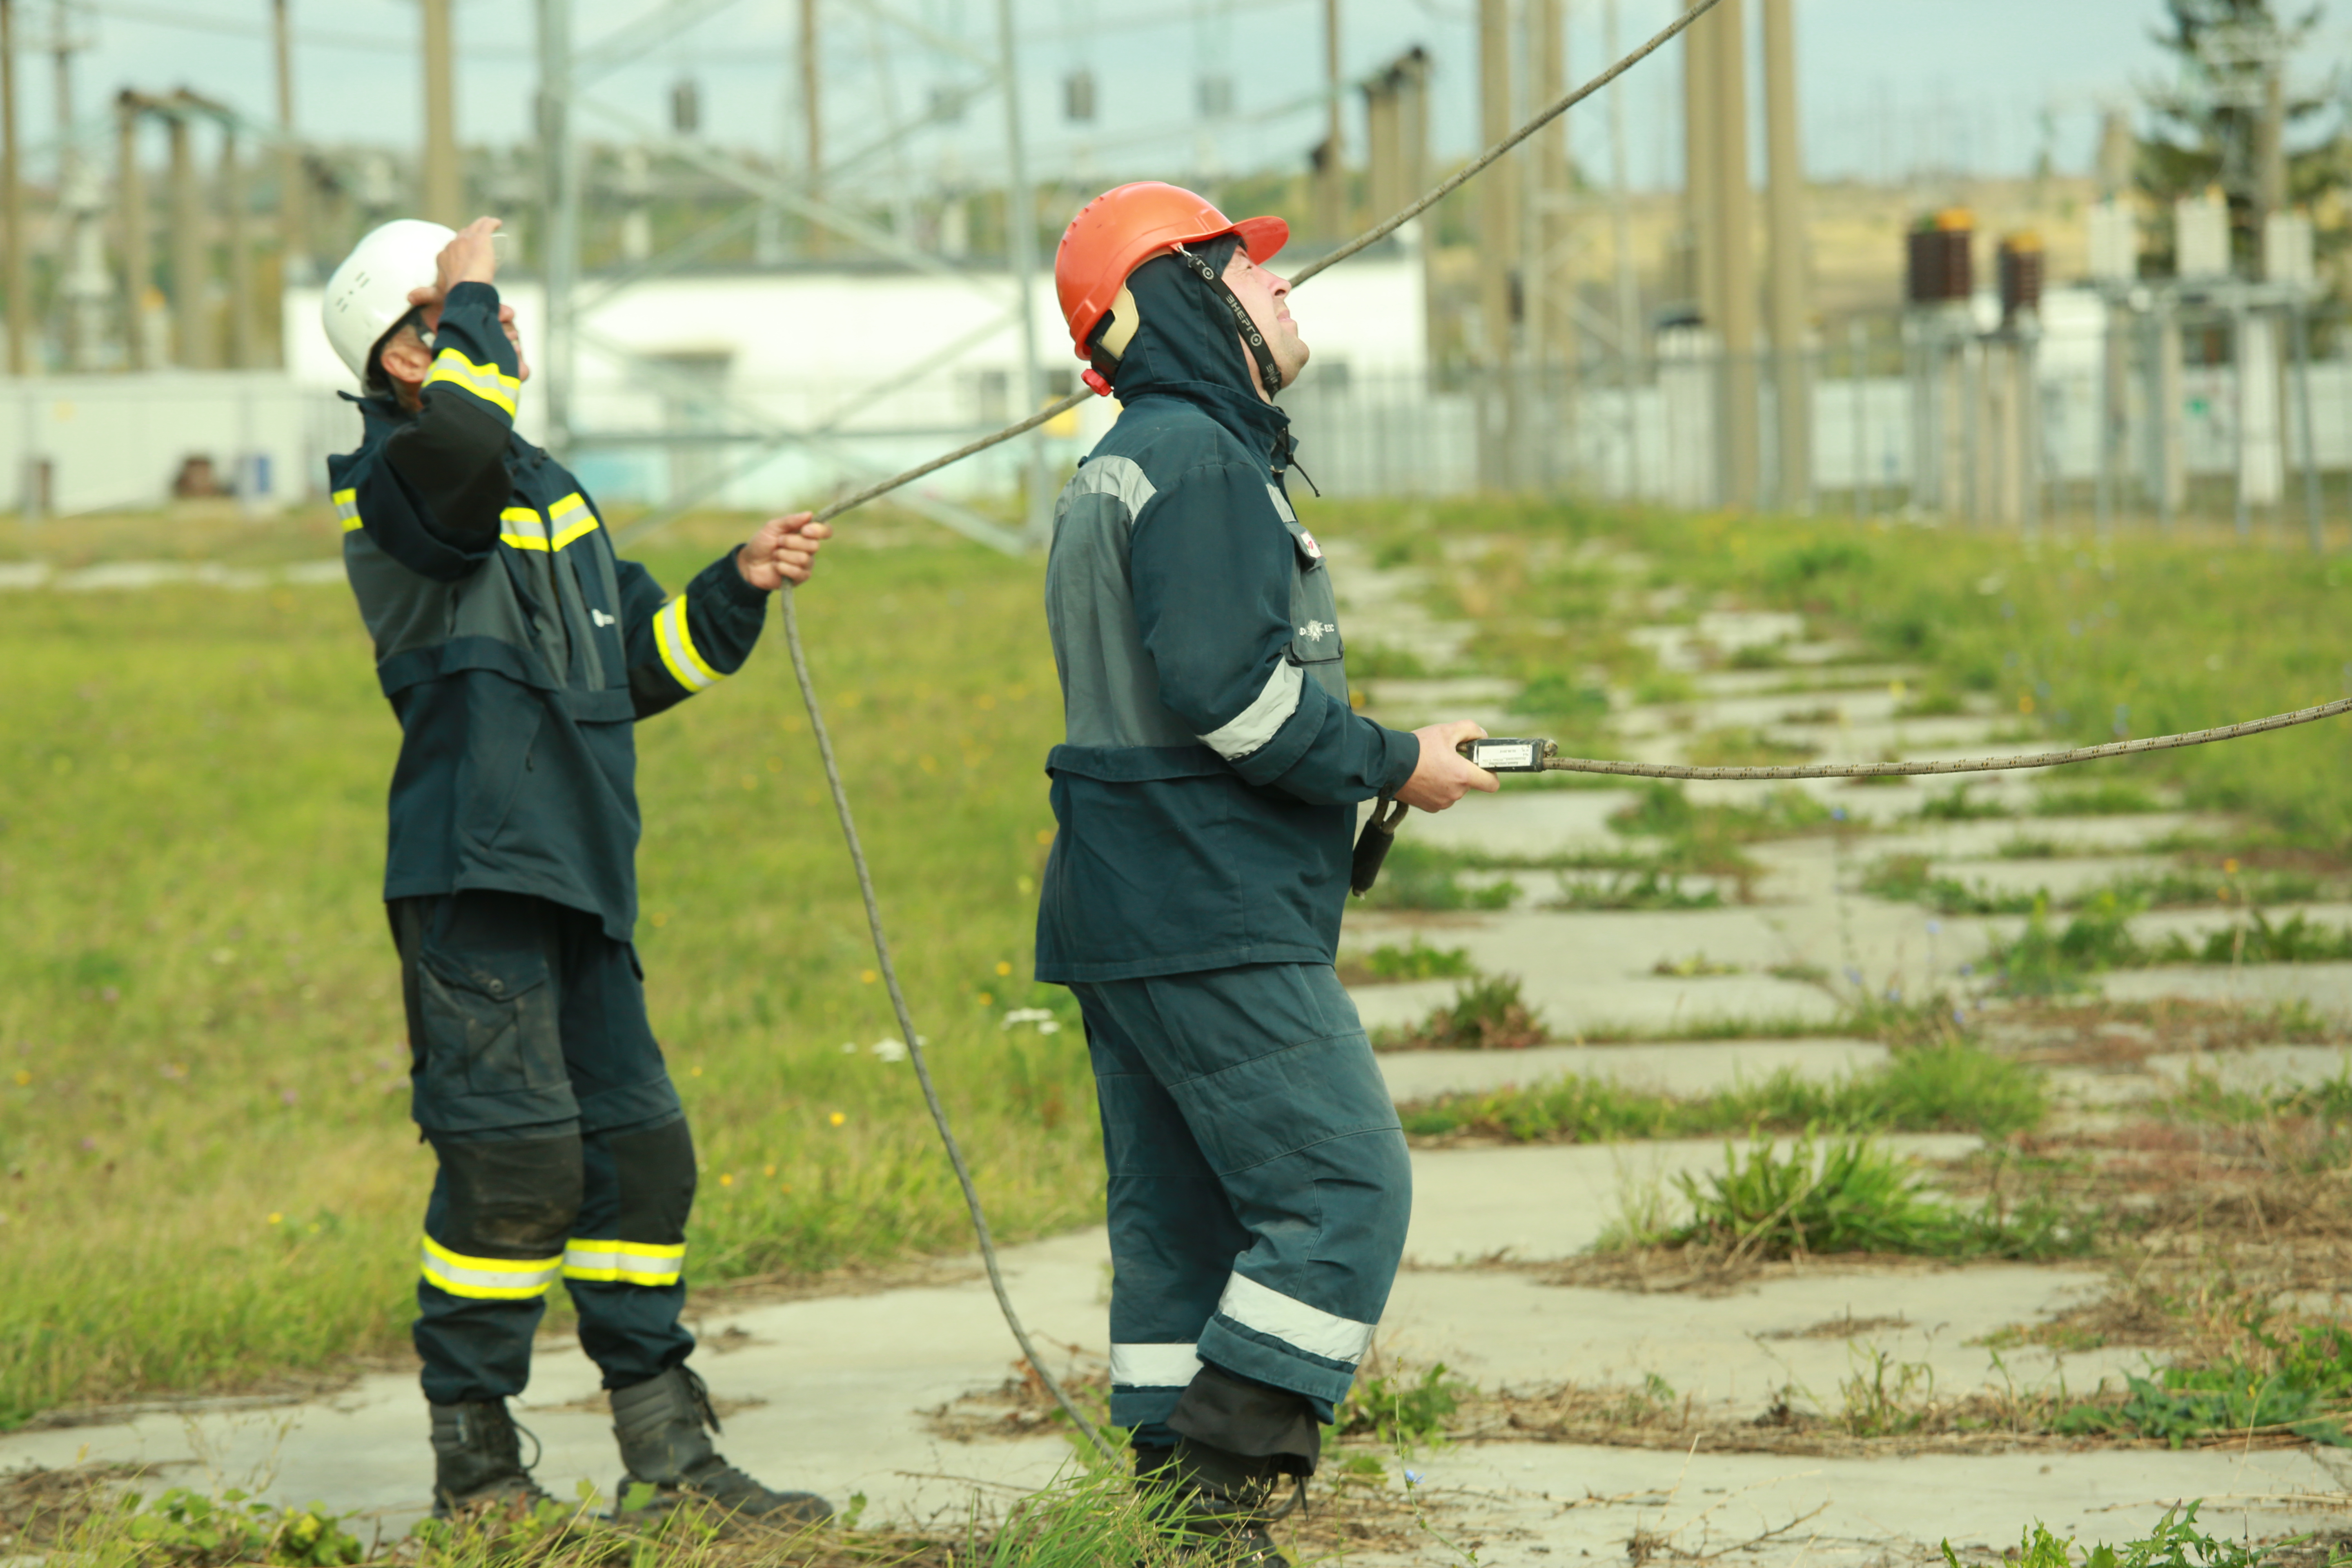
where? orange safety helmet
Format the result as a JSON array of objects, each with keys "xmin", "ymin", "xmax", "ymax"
[{"xmin": 1054, "ymin": 182, "xmax": 1287, "ymax": 392}]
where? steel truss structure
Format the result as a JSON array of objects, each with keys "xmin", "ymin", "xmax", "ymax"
[{"xmin": 532, "ymin": 0, "xmax": 1049, "ymax": 553}]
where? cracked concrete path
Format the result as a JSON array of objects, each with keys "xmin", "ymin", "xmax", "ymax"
[{"xmin": 8, "ymin": 1121, "xmax": 2345, "ymax": 1558}]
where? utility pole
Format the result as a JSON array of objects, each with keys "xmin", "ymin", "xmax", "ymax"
[
  {"xmin": 1682, "ymin": 0, "xmax": 1717, "ymax": 330},
  {"xmin": 994, "ymin": 0, "xmax": 1050, "ymax": 546},
  {"xmin": 1709, "ymin": 0, "xmax": 1758, "ymax": 508},
  {"xmin": 1606, "ymin": 0, "xmax": 1643, "ymax": 499},
  {"xmin": 1315, "ymin": 0, "xmax": 1343, "ymax": 243},
  {"xmin": 1761, "ymin": 0, "xmax": 1806, "ymax": 510},
  {"xmin": 421, "ymin": 0, "xmax": 460, "ymax": 226},
  {"xmin": 221, "ymin": 122, "xmax": 252, "ymax": 368},
  {"xmin": 167, "ymin": 101, "xmax": 208, "ymax": 369},
  {"xmin": 1477, "ymin": 0, "xmax": 1517, "ymax": 487},
  {"xmin": 800, "ymin": 0, "xmax": 824, "ymax": 256},
  {"xmin": 536, "ymin": 0, "xmax": 578, "ymax": 454},
  {"xmin": 118, "ymin": 91, "xmax": 154, "ymax": 370},
  {"xmin": 2253, "ymin": 39, "xmax": 2285, "ymax": 237},
  {"xmin": 0, "ymin": 0, "xmax": 27, "ymax": 376},
  {"xmin": 274, "ymin": 0, "xmax": 309, "ymax": 284},
  {"xmin": 1532, "ymin": 0, "xmax": 1571, "ymax": 373}
]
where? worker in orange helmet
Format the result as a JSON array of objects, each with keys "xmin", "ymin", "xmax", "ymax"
[{"xmin": 1034, "ymin": 182, "xmax": 1497, "ymax": 1562}]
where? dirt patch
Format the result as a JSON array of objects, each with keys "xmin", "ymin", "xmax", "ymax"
[
  {"xmin": 0, "ymin": 1462, "xmax": 150, "ymax": 1550},
  {"xmin": 13, "ymin": 1375, "xmax": 360, "ymax": 1432},
  {"xmin": 1980, "ymin": 999, "xmax": 2345, "ymax": 1065},
  {"xmin": 1761, "ymin": 1311, "xmax": 1914, "ymax": 1340}
]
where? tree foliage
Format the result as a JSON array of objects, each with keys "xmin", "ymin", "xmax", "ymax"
[{"xmin": 2135, "ymin": 0, "xmax": 2345, "ymax": 272}]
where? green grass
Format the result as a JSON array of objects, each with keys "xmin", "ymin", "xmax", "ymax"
[
  {"xmin": 1990, "ymin": 894, "xmax": 2352, "ymax": 994},
  {"xmin": 0, "ymin": 514, "xmax": 1103, "ymax": 1425},
  {"xmin": 1396, "ymin": 1040, "xmax": 2045, "ymax": 1142},
  {"xmin": 1637, "ymin": 1134, "xmax": 2087, "ymax": 1262},
  {"xmin": 1341, "ymin": 498, "xmax": 2352, "ymax": 852},
  {"xmin": 1346, "ymin": 938, "xmax": 1474, "ymax": 982},
  {"xmin": 18, "ymin": 490, "xmax": 2352, "ymax": 1431},
  {"xmin": 1356, "ymin": 840, "xmax": 1520, "ymax": 911},
  {"xmin": 2055, "ymin": 1315, "xmax": 2352, "ymax": 1448},
  {"xmin": 1951, "ymin": 1504, "xmax": 2306, "ymax": 1568}
]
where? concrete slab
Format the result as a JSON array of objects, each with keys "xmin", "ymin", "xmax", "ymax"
[
  {"xmin": 1381, "ymin": 1443, "xmax": 2343, "ymax": 1568},
  {"xmin": 1397, "ymin": 788, "xmax": 1643, "ymax": 857},
  {"xmin": 2145, "ymin": 1044, "xmax": 2352, "ymax": 1091},
  {"xmin": 1375, "ymin": 1040, "xmax": 1891, "ymax": 1103},
  {"xmin": 2102, "ymin": 962, "xmax": 2352, "ymax": 1018},
  {"xmin": 1393, "ymin": 1134, "xmax": 1984, "ymax": 1267},
  {"xmin": 1928, "ymin": 856, "xmax": 2172, "ymax": 901},
  {"xmin": 1693, "ymin": 664, "xmax": 1929, "ymax": 698}
]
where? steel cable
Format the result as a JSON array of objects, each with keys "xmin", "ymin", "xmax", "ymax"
[
  {"xmin": 1537, "ymin": 697, "xmax": 2352, "ymax": 781},
  {"xmin": 775, "ymin": 583, "xmax": 1121, "ymax": 1464}
]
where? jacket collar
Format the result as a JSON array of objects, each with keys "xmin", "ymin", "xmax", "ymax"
[{"xmin": 1110, "ymin": 249, "xmax": 1294, "ymax": 472}]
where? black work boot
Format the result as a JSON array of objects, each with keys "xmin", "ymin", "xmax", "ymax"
[
  {"xmin": 430, "ymin": 1399, "xmax": 557, "ymax": 1519},
  {"xmin": 609, "ymin": 1366, "xmax": 832, "ymax": 1527},
  {"xmin": 1135, "ymin": 1439, "xmax": 1298, "ymax": 1566}
]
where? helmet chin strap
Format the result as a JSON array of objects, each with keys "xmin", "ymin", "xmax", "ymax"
[{"xmin": 1169, "ymin": 242, "xmax": 1287, "ymax": 401}]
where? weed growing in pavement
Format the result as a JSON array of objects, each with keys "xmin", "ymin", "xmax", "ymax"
[
  {"xmin": 116, "ymin": 1488, "xmax": 366, "ymax": 1566},
  {"xmin": 1358, "ymin": 840, "xmax": 1520, "ymax": 911},
  {"xmin": 1944, "ymin": 1505, "xmax": 2305, "ymax": 1568},
  {"xmin": 1550, "ymin": 866, "xmax": 1726, "ymax": 910},
  {"xmin": 1376, "ymin": 974, "xmax": 1546, "ymax": 1051},
  {"xmin": 1335, "ymin": 1361, "xmax": 1471, "ymax": 1452},
  {"xmin": 22, "ymin": 1465, "xmax": 1240, "ymax": 1568},
  {"xmin": 1683, "ymin": 727, "xmax": 1821, "ymax": 767},
  {"xmin": 1397, "ymin": 1041, "xmax": 2045, "ymax": 1143},
  {"xmin": 1840, "ymin": 1345, "xmax": 1940, "ymax": 1437},
  {"xmin": 1657, "ymin": 1134, "xmax": 2086, "ymax": 1262},
  {"xmin": 1340, "ymin": 938, "xmax": 1475, "ymax": 984},
  {"xmin": 1914, "ymin": 784, "xmax": 2014, "ymax": 821},
  {"xmin": 2035, "ymin": 782, "xmax": 2165, "ymax": 817},
  {"xmin": 1988, "ymin": 895, "xmax": 2352, "ymax": 995},
  {"xmin": 1651, "ymin": 952, "xmax": 1743, "ymax": 977},
  {"xmin": 1861, "ymin": 853, "xmax": 2036, "ymax": 916}
]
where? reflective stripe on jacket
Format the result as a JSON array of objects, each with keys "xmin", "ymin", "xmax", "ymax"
[{"xmin": 329, "ymin": 281, "xmax": 772, "ymax": 940}]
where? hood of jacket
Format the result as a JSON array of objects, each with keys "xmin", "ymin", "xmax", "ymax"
[{"xmin": 1108, "ymin": 236, "xmax": 1292, "ymax": 467}]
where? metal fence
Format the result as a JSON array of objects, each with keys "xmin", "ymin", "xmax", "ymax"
[{"xmin": 1281, "ymin": 301, "xmax": 2352, "ymax": 543}]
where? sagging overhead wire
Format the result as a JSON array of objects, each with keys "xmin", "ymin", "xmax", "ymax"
[
  {"xmin": 794, "ymin": 0, "xmax": 1733, "ymax": 526},
  {"xmin": 752, "ymin": 0, "xmax": 1781, "ymax": 1471},
  {"xmin": 1529, "ymin": 696, "xmax": 2352, "ymax": 781}
]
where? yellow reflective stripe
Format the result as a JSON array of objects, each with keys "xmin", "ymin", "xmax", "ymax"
[
  {"xmin": 499, "ymin": 506, "xmax": 550, "ymax": 552},
  {"xmin": 562, "ymin": 1239, "xmax": 686, "ymax": 1286},
  {"xmin": 419, "ymin": 1234, "xmax": 562, "ymax": 1301},
  {"xmin": 548, "ymin": 494, "xmax": 599, "ymax": 551},
  {"xmin": 423, "ymin": 349, "xmax": 520, "ymax": 416},
  {"xmin": 652, "ymin": 597, "xmax": 722, "ymax": 693},
  {"xmin": 334, "ymin": 488, "xmax": 363, "ymax": 534}
]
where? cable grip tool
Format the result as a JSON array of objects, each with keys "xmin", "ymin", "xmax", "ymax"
[{"xmin": 1350, "ymin": 737, "xmax": 1556, "ymax": 898}]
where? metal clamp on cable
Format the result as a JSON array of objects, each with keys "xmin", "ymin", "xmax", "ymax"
[
  {"xmin": 1456, "ymin": 736, "xmax": 1557, "ymax": 773},
  {"xmin": 1349, "ymin": 795, "xmax": 1409, "ymax": 897}
]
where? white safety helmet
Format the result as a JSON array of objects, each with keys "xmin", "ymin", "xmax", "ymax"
[{"xmin": 321, "ymin": 218, "xmax": 456, "ymax": 381}]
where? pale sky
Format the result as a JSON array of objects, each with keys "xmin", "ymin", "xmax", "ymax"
[{"xmin": 14, "ymin": 0, "xmax": 2342, "ymax": 197}]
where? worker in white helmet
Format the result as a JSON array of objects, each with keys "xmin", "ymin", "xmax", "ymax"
[{"xmin": 321, "ymin": 216, "xmax": 832, "ymax": 1525}]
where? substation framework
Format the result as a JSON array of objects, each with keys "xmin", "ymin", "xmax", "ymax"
[{"xmin": 531, "ymin": 0, "xmax": 1051, "ymax": 555}]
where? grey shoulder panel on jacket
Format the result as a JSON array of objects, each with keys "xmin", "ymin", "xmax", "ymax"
[
  {"xmin": 1059, "ymin": 453, "xmax": 1156, "ymax": 517},
  {"xmin": 1045, "ymin": 453, "xmax": 1195, "ymax": 753}
]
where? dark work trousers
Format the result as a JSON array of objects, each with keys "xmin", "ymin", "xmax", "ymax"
[
  {"xmin": 1069, "ymin": 962, "xmax": 1411, "ymax": 1449},
  {"xmin": 392, "ymin": 890, "xmax": 696, "ymax": 1407}
]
